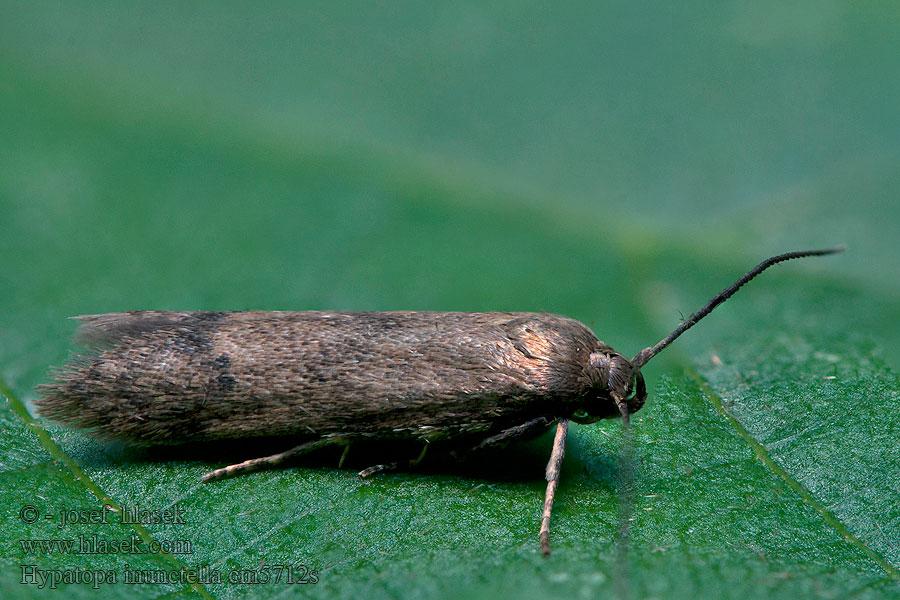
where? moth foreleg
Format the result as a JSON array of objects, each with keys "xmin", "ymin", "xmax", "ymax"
[
  {"xmin": 540, "ymin": 419, "xmax": 568, "ymax": 556},
  {"xmin": 202, "ymin": 438, "xmax": 336, "ymax": 482},
  {"xmin": 461, "ymin": 416, "xmax": 567, "ymax": 555}
]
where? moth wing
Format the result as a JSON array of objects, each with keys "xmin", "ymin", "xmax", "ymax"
[{"xmin": 72, "ymin": 311, "xmax": 206, "ymax": 347}]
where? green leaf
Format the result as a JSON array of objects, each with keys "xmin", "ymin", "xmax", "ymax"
[{"xmin": 2, "ymin": 2, "xmax": 900, "ymax": 599}]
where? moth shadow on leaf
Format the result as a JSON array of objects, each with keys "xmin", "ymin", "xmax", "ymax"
[{"xmin": 59, "ymin": 428, "xmax": 614, "ymax": 485}]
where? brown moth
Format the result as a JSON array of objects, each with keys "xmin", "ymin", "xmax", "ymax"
[{"xmin": 36, "ymin": 247, "xmax": 843, "ymax": 555}]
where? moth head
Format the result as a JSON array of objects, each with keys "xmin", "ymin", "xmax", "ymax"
[{"xmin": 571, "ymin": 351, "xmax": 646, "ymax": 424}]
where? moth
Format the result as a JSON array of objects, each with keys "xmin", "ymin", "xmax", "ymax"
[{"xmin": 36, "ymin": 247, "xmax": 843, "ymax": 555}]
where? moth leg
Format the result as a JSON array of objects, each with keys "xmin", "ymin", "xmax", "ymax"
[
  {"xmin": 338, "ymin": 444, "xmax": 351, "ymax": 469},
  {"xmin": 540, "ymin": 419, "xmax": 568, "ymax": 556},
  {"xmin": 462, "ymin": 416, "xmax": 565, "ymax": 555},
  {"xmin": 614, "ymin": 392, "xmax": 631, "ymax": 426},
  {"xmin": 358, "ymin": 444, "xmax": 428, "ymax": 478},
  {"xmin": 410, "ymin": 442, "xmax": 428, "ymax": 465},
  {"xmin": 358, "ymin": 463, "xmax": 397, "ymax": 478},
  {"xmin": 471, "ymin": 416, "xmax": 552, "ymax": 452},
  {"xmin": 202, "ymin": 438, "xmax": 334, "ymax": 482}
]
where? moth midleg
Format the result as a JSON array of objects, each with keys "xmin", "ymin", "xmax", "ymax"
[{"xmin": 202, "ymin": 438, "xmax": 336, "ymax": 482}]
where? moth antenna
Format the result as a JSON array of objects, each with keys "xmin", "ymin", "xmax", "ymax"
[{"xmin": 631, "ymin": 246, "xmax": 845, "ymax": 368}]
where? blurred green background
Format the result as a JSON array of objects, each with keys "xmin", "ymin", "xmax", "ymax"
[{"xmin": 2, "ymin": 2, "xmax": 899, "ymax": 599}]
